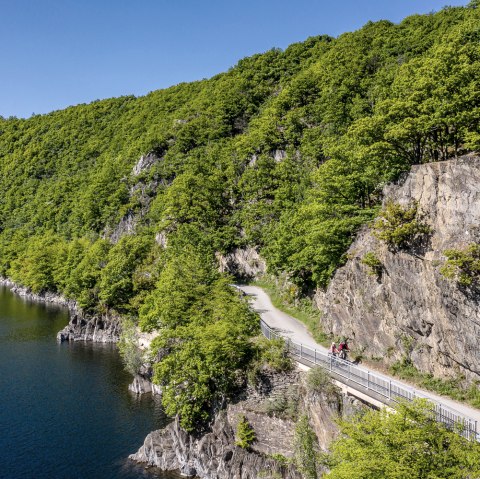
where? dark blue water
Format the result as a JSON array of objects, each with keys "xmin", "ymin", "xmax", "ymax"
[{"xmin": 0, "ymin": 285, "xmax": 180, "ymax": 479}]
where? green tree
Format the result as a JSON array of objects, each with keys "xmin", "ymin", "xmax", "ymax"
[
  {"xmin": 325, "ymin": 399, "xmax": 480, "ymax": 479},
  {"xmin": 373, "ymin": 201, "xmax": 431, "ymax": 250},
  {"xmin": 440, "ymin": 243, "xmax": 480, "ymax": 287},
  {"xmin": 294, "ymin": 415, "xmax": 320, "ymax": 479},
  {"xmin": 235, "ymin": 415, "xmax": 256, "ymax": 449},
  {"xmin": 98, "ymin": 234, "xmax": 153, "ymax": 310},
  {"xmin": 63, "ymin": 239, "xmax": 111, "ymax": 311}
]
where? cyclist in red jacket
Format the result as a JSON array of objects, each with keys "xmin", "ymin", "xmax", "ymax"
[{"xmin": 338, "ymin": 338, "xmax": 350, "ymax": 360}]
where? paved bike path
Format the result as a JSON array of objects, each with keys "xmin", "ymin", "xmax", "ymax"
[{"xmin": 240, "ymin": 284, "xmax": 480, "ymax": 424}]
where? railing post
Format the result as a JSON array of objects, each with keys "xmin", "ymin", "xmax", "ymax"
[
  {"xmin": 389, "ymin": 380, "xmax": 391, "ymax": 400},
  {"xmin": 330, "ymin": 354, "xmax": 332, "ymax": 372},
  {"xmin": 367, "ymin": 371, "xmax": 369, "ymax": 390},
  {"xmin": 314, "ymin": 349, "xmax": 317, "ymax": 364},
  {"xmin": 300, "ymin": 343, "xmax": 303, "ymax": 358}
]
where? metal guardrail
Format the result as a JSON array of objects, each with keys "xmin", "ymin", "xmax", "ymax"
[{"xmin": 260, "ymin": 319, "xmax": 479, "ymax": 442}]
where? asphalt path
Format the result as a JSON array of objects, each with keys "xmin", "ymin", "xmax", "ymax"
[{"xmin": 239, "ymin": 284, "xmax": 480, "ymax": 425}]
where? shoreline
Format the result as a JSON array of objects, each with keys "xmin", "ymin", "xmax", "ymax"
[
  {"xmin": 0, "ymin": 276, "xmax": 77, "ymax": 310},
  {"xmin": 0, "ymin": 277, "xmax": 121, "ymax": 343}
]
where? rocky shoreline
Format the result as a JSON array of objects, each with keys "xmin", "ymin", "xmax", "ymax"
[
  {"xmin": 130, "ymin": 368, "xmax": 362, "ymax": 478},
  {"xmin": 0, "ymin": 277, "xmax": 121, "ymax": 343},
  {"xmin": 0, "ymin": 276, "xmax": 76, "ymax": 309}
]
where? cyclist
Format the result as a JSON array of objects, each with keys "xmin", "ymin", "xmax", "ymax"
[{"xmin": 338, "ymin": 338, "xmax": 350, "ymax": 360}]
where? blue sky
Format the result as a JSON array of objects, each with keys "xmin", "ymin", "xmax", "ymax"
[{"xmin": 0, "ymin": 0, "xmax": 468, "ymax": 118}]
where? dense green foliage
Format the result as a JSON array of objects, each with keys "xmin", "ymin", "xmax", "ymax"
[
  {"xmin": 440, "ymin": 243, "xmax": 480, "ymax": 287},
  {"xmin": 390, "ymin": 357, "xmax": 480, "ymax": 409},
  {"xmin": 117, "ymin": 317, "xmax": 143, "ymax": 375},
  {"xmin": 306, "ymin": 367, "xmax": 339, "ymax": 399},
  {"xmin": 1, "ymin": 4, "xmax": 480, "ymax": 429},
  {"xmin": 145, "ymin": 246, "xmax": 259, "ymax": 430},
  {"xmin": 250, "ymin": 336, "xmax": 294, "ymax": 374},
  {"xmin": 325, "ymin": 399, "xmax": 480, "ymax": 479}
]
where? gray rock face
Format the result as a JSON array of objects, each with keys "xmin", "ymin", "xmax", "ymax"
[
  {"xmin": 105, "ymin": 152, "xmax": 164, "ymax": 243},
  {"xmin": 130, "ymin": 413, "xmax": 302, "ymax": 479},
  {"xmin": 274, "ymin": 149, "xmax": 287, "ymax": 162},
  {"xmin": 316, "ymin": 155, "xmax": 480, "ymax": 381},
  {"xmin": 57, "ymin": 312, "xmax": 121, "ymax": 343},
  {"xmin": 128, "ymin": 374, "xmax": 162, "ymax": 395},
  {"xmin": 131, "ymin": 153, "xmax": 159, "ymax": 177},
  {"xmin": 217, "ymin": 247, "xmax": 266, "ymax": 280}
]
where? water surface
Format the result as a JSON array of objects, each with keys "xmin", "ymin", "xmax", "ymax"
[{"xmin": 0, "ymin": 285, "xmax": 180, "ymax": 479}]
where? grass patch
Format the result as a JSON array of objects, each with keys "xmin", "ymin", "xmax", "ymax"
[
  {"xmin": 390, "ymin": 357, "xmax": 480, "ymax": 409},
  {"xmin": 254, "ymin": 278, "xmax": 330, "ymax": 346}
]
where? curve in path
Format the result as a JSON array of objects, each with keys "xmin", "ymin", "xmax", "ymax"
[{"xmin": 239, "ymin": 284, "xmax": 480, "ymax": 426}]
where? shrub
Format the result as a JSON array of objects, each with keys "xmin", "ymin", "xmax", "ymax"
[
  {"xmin": 389, "ymin": 356, "xmax": 419, "ymax": 380},
  {"xmin": 306, "ymin": 367, "xmax": 339, "ymax": 399},
  {"xmin": 325, "ymin": 399, "xmax": 480, "ymax": 478},
  {"xmin": 440, "ymin": 243, "xmax": 480, "ymax": 287},
  {"xmin": 360, "ymin": 251, "xmax": 382, "ymax": 276},
  {"xmin": 268, "ymin": 453, "xmax": 291, "ymax": 466},
  {"xmin": 373, "ymin": 201, "xmax": 431, "ymax": 250},
  {"xmin": 236, "ymin": 415, "xmax": 256, "ymax": 449},
  {"xmin": 118, "ymin": 317, "xmax": 143, "ymax": 375},
  {"xmin": 254, "ymin": 336, "xmax": 294, "ymax": 372}
]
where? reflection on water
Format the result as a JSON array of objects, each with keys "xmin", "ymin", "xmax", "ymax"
[{"xmin": 0, "ymin": 286, "xmax": 180, "ymax": 479}]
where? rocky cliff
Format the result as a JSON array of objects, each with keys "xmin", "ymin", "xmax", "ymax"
[
  {"xmin": 316, "ymin": 155, "xmax": 480, "ymax": 382},
  {"xmin": 56, "ymin": 312, "xmax": 121, "ymax": 343},
  {"xmin": 130, "ymin": 368, "xmax": 362, "ymax": 478}
]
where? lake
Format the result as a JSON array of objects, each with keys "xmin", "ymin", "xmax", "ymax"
[{"xmin": 0, "ymin": 285, "xmax": 180, "ymax": 479}]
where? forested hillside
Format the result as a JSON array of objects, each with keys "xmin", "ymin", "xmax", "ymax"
[{"xmin": 1, "ymin": 3, "xmax": 480, "ymax": 428}]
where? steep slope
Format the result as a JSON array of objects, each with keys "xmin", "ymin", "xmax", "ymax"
[{"xmin": 316, "ymin": 155, "xmax": 480, "ymax": 382}]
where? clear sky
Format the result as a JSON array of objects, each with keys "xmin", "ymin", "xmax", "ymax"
[{"xmin": 0, "ymin": 0, "xmax": 468, "ymax": 118}]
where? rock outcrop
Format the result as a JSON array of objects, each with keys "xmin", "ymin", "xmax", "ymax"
[
  {"xmin": 105, "ymin": 152, "xmax": 165, "ymax": 243},
  {"xmin": 130, "ymin": 370, "xmax": 303, "ymax": 478},
  {"xmin": 130, "ymin": 413, "xmax": 302, "ymax": 479},
  {"xmin": 217, "ymin": 247, "xmax": 266, "ymax": 280},
  {"xmin": 316, "ymin": 155, "xmax": 480, "ymax": 381},
  {"xmin": 56, "ymin": 312, "xmax": 121, "ymax": 343},
  {"xmin": 128, "ymin": 374, "xmax": 162, "ymax": 395},
  {"xmin": 130, "ymin": 368, "xmax": 362, "ymax": 478}
]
